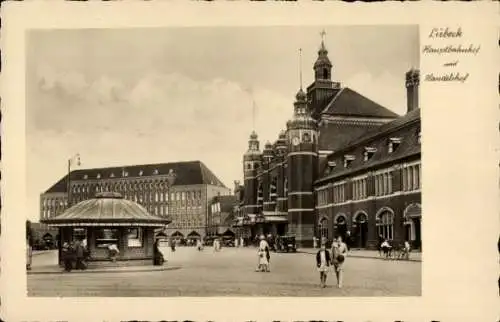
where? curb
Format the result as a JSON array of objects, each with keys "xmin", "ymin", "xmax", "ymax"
[
  {"xmin": 27, "ymin": 265, "xmax": 182, "ymax": 275},
  {"xmin": 31, "ymin": 251, "xmax": 55, "ymax": 256},
  {"xmin": 296, "ymin": 250, "xmax": 422, "ymax": 262}
]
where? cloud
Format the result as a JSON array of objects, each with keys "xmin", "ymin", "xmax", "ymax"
[{"xmin": 27, "ymin": 68, "xmax": 292, "ymax": 221}]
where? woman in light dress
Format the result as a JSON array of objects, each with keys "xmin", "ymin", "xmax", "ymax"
[
  {"xmin": 331, "ymin": 236, "xmax": 348, "ymax": 288},
  {"xmin": 315, "ymin": 238, "xmax": 331, "ymax": 288},
  {"xmin": 255, "ymin": 235, "xmax": 270, "ymax": 272}
]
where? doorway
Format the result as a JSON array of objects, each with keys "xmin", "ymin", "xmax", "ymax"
[
  {"xmin": 335, "ymin": 215, "xmax": 348, "ymax": 241},
  {"xmin": 354, "ymin": 213, "xmax": 368, "ymax": 248}
]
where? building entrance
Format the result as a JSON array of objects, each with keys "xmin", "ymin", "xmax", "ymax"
[
  {"xmin": 353, "ymin": 213, "xmax": 368, "ymax": 248},
  {"xmin": 334, "ymin": 215, "xmax": 348, "ymax": 241},
  {"xmin": 403, "ymin": 203, "xmax": 422, "ymax": 250}
]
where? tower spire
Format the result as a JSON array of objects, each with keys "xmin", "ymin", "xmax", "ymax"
[
  {"xmin": 299, "ymin": 48, "xmax": 303, "ymax": 90},
  {"xmin": 320, "ymin": 29, "xmax": 326, "ymax": 48}
]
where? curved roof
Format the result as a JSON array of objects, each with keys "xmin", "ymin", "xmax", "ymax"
[{"xmin": 42, "ymin": 192, "xmax": 170, "ymax": 227}]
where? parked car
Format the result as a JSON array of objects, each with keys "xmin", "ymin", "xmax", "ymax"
[{"xmin": 276, "ymin": 235, "xmax": 297, "ymax": 253}]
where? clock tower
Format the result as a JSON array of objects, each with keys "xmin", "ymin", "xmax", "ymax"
[
  {"xmin": 286, "ymin": 88, "xmax": 319, "ymax": 247},
  {"xmin": 243, "ymin": 131, "xmax": 262, "ymax": 217}
]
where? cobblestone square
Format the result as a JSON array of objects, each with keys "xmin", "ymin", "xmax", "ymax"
[{"xmin": 28, "ymin": 247, "xmax": 421, "ymax": 297}]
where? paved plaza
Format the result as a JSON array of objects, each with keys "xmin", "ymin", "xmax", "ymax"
[{"xmin": 27, "ymin": 247, "xmax": 421, "ymax": 297}]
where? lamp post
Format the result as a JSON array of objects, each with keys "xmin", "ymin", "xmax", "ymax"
[
  {"xmin": 67, "ymin": 153, "xmax": 81, "ymax": 208},
  {"xmin": 165, "ymin": 169, "xmax": 176, "ymax": 230}
]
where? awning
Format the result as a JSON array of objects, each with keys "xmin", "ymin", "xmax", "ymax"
[
  {"xmin": 264, "ymin": 215, "xmax": 288, "ymax": 223},
  {"xmin": 187, "ymin": 231, "xmax": 201, "ymax": 238}
]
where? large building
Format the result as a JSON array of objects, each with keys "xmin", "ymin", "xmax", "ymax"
[
  {"xmin": 40, "ymin": 161, "xmax": 230, "ymax": 239},
  {"xmin": 235, "ymin": 36, "xmax": 421, "ymax": 249}
]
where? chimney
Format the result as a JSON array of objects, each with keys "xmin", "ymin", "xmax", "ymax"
[{"xmin": 405, "ymin": 68, "xmax": 420, "ymax": 113}]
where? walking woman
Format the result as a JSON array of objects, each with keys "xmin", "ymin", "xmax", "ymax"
[
  {"xmin": 331, "ymin": 236, "xmax": 348, "ymax": 288},
  {"xmin": 316, "ymin": 238, "xmax": 331, "ymax": 288}
]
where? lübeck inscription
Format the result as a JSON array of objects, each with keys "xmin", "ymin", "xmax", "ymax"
[{"xmin": 423, "ymin": 27, "xmax": 481, "ymax": 83}]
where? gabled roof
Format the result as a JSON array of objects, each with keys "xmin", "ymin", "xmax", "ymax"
[
  {"xmin": 318, "ymin": 121, "xmax": 382, "ymax": 152},
  {"xmin": 316, "ymin": 109, "xmax": 420, "ymax": 183},
  {"xmin": 44, "ymin": 160, "xmax": 226, "ymax": 194},
  {"xmin": 321, "ymin": 87, "xmax": 399, "ymax": 119},
  {"xmin": 342, "ymin": 108, "xmax": 420, "ymax": 148}
]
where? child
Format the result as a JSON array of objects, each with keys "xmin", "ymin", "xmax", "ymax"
[{"xmin": 316, "ymin": 239, "xmax": 331, "ymax": 288}]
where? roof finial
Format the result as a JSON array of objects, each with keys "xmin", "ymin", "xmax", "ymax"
[
  {"xmin": 299, "ymin": 48, "xmax": 303, "ymax": 90},
  {"xmin": 320, "ymin": 29, "xmax": 326, "ymax": 47}
]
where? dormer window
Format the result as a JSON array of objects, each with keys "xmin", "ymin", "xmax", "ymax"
[
  {"xmin": 110, "ymin": 173, "xmax": 115, "ymax": 178},
  {"xmin": 327, "ymin": 161, "xmax": 337, "ymax": 168},
  {"xmin": 139, "ymin": 170, "xmax": 144, "ymax": 176},
  {"xmin": 123, "ymin": 170, "xmax": 129, "ymax": 177},
  {"xmin": 417, "ymin": 131, "xmax": 421, "ymax": 144},
  {"xmin": 388, "ymin": 138, "xmax": 402, "ymax": 153},
  {"xmin": 153, "ymin": 169, "xmax": 159, "ymax": 175},
  {"xmin": 344, "ymin": 155, "xmax": 355, "ymax": 168},
  {"xmin": 83, "ymin": 174, "xmax": 88, "ymax": 180},
  {"xmin": 96, "ymin": 173, "xmax": 101, "ymax": 179},
  {"xmin": 364, "ymin": 147, "xmax": 377, "ymax": 161}
]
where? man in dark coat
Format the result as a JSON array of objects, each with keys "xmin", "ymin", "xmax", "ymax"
[{"xmin": 74, "ymin": 239, "xmax": 86, "ymax": 270}]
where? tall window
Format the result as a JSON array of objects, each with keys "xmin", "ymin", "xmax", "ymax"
[
  {"xmin": 319, "ymin": 218, "xmax": 328, "ymax": 238},
  {"xmin": 317, "ymin": 188, "xmax": 328, "ymax": 206},
  {"xmin": 402, "ymin": 162, "xmax": 421, "ymax": 191},
  {"xmin": 333, "ymin": 182, "xmax": 345, "ymax": 204},
  {"xmin": 374, "ymin": 170, "xmax": 392, "ymax": 196},
  {"xmin": 352, "ymin": 177, "xmax": 367, "ymax": 200},
  {"xmin": 377, "ymin": 211, "xmax": 394, "ymax": 240}
]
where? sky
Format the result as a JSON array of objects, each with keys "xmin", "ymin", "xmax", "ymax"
[{"xmin": 26, "ymin": 25, "xmax": 419, "ymax": 222}]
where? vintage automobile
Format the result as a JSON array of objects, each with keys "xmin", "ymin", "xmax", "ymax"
[{"xmin": 275, "ymin": 235, "xmax": 297, "ymax": 253}]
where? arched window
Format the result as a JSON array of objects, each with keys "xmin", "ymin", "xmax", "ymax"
[
  {"xmin": 323, "ymin": 68, "xmax": 328, "ymax": 79},
  {"xmin": 377, "ymin": 210, "xmax": 394, "ymax": 240},
  {"xmin": 319, "ymin": 217, "xmax": 328, "ymax": 238}
]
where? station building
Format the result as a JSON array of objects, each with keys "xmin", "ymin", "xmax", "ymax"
[{"xmin": 235, "ymin": 36, "xmax": 421, "ymax": 249}]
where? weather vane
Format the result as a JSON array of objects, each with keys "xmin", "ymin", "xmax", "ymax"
[{"xmin": 320, "ymin": 29, "xmax": 326, "ymax": 44}]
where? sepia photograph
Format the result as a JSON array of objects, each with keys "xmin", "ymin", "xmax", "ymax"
[
  {"xmin": 25, "ymin": 25, "xmax": 422, "ymax": 297},
  {"xmin": 1, "ymin": 2, "xmax": 498, "ymax": 322}
]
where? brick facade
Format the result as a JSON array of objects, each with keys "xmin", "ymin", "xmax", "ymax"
[
  {"xmin": 40, "ymin": 161, "xmax": 230, "ymax": 239},
  {"xmin": 235, "ymin": 35, "xmax": 421, "ymax": 249}
]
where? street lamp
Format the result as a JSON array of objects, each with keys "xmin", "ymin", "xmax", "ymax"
[
  {"xmin": 67, "ymin": 153, "xmax": 81, "ymax": 208},
  {"xmin": 165, "ymin": 168, "xmax": 176, "ymax": 222}
]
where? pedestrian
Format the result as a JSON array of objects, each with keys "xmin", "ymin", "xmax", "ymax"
[
  {"xmin": 61, "ymin": 242, "xmax": 73, "ymax": 272},
  {"xmin": 213, "ymin": 238, "xmax": 219, "ymax": 252},
  {"xmin": 171, "ymin": 239, "xmax": 176, "ymax": 252},
  {"xmin": 153, "ymin": 238, "xmax": 164, "ymax": 266},
  {"xmin": 378, "ymin": 234, "xmax": 384, "ymax": 256},
  {"xmin": 74, "ymin": 239, "xmax": 86, "ymax": 270},
  {"xmin": 316, "ymin": 238, "xmax": 331, "ymax": 288},
  {"xmin": 255, "ymin": 235, "xmax": 270, "ymax": 272},
  {"xmin": 313, "ymin": 236, "xmax": 318, "ymax": 249},
  {"xmin": 197, "ymin": 239, "xmax": 203, "ymax": 251},
  {"xmin": 26, "ymin": 220, "xmax": 34, "ymax": 271},
  {"xmin": 381, "ymin": 239, "xmax": 391, "ymax": 259},
  {"xmin": 345, "ymin": 231, "xmax": 351, "ymax": 251},
  {"xmin": 331, "ymin": 236, "xmax": 348, "ymax": 288},
  {"xmin": 108, "ymin": 243, "xmax": 119, "ymax": 262}
]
